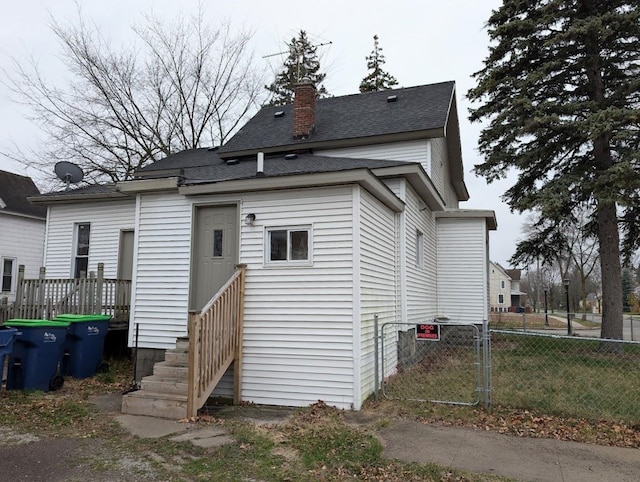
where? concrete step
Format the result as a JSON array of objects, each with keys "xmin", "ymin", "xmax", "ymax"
[
  {"xmin": 141, "ymin": 375, "xmax": 188, "ymax": 395},
  {"xmin": 121, "ymin": 390, "xmax": 187, "ymax": 419},
  {"xmin": 164, "ymin": 351, "xmax": 189, "ymax": 366},
  {"xmin": 174, "ymin": 338, "xmax": 189, "ymax": 353},
  {"xmin": 153, "ymin": 362, "xmax": 188, "ymax": 379}
]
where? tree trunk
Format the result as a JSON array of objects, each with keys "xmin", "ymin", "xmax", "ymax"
[{"xmin": 597, "ymin": 202, "xmax": 623, "ymax": 340}]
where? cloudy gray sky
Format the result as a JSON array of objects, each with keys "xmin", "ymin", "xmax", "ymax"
[{"xmin": 0, "ymin": 0, "xmax": 523, "ymax": 266}]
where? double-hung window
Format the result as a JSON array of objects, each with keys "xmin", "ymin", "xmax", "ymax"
[
  {"xmin": 266, "ymin": 226, "xmax": 311, "ymax": 265},
  {"xmin": 1, "ymin": 258, "xmax": 15, "ymax": 293},
  {"xmin": 74, "ymin": 223, "xmax": 91, "ymax": 278}
]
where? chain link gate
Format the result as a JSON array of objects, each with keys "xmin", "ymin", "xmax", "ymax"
[{"xmin": 375, "ymin": 317, "xmax": 490, "ymax": 408}]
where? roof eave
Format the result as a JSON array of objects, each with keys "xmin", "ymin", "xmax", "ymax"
[
  {"xmin": 28, "ymin": 191, "xmax": 131, "ymax": 205},
  {"xmin": 435, "ymin": 209, "xmax": 498, "ymax": 230},
  {"xmin": 443, "ymin": 89, "xmax": 469, "ymax": 202},
  {"xmin": 115, "ymin": 177, "xmax": 181, "ymax": 193},
  {"xmin": 179, "ymin": 169, "xmax": 405, "ymax": 212},
  {"xmin": 0, "ymin": 210, "xmax": 46, "ymax": 221},
  {"xmin": 371, "ymin": 164, "xmax": 446, "ymax": 211}
]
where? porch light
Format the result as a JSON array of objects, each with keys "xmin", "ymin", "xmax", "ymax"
[{"xmin": 244, "ymin": 213, "xmax": 256, "ymax": 226}]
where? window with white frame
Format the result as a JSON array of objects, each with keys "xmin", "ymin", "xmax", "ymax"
[
  {"xmin": 1, "ymin": 258, "xmax": 15, "ymax": 293},
  {"xmin": 74, "ymin": 223, "xmax": 91, "ymax": 278},
  {"xmin": 266, "ymin": 226, "xmax": 311, "ymax": 264},
  {"xmin": 498, "ymin": 294, "xmax": 504, "ymax": 304},
  {"xmin": 416, "ymin": 230, "xmax": 424, "ymax": 268},
  {"xmin": 501, "ymin": 280, "xmax": 505, "ymax": 289}
]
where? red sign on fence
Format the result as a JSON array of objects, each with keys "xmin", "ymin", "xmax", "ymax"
[{"xmin": 416, "ymin": 323, "xmax": 440, "ymax": 341}]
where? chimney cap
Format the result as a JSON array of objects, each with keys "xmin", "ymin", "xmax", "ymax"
[{"xmin": 294, "ymin": 77, "xmax": 316, "ymax": 88}]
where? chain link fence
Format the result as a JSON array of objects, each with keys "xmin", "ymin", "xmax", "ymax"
[
  {"xmin": 374, "ymin": 316, "xmax": 640, "ymax": 424},
  {"xmin": 491, "ymin": 330, "xmax": 640, "ymax": 424},
  {"xmin": 377, "ymin": 321, "xmax": 489, "ymax": 407}
]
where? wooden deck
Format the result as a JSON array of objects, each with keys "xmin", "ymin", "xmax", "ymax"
[{"xmin": 1, "ymin": 263, "xmax": 130, "ymax": 329}]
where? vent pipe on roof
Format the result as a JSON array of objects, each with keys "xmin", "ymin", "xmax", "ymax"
[{"xmin": 257, "ymin": 152, "xmax": 264, "ymax": 176}]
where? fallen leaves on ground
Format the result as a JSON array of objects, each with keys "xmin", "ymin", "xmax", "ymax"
[{"xmin": 418, "ymin": 407, "xmax": 640, "ymax": 448}]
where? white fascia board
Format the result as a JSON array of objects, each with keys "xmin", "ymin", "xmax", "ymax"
[
  {"xmin": 435, "ymin": 209, "xmax": 498, "ymax": 230},
  {"xmin": 371, "ymin": 164, "xmax": 446, "ymax": 212},
  {"xmin": 178, "ymin": 169, "xmax": 405, "ymax": 212},
  {"xmin": 115, "ymin": 177, "xmax": 180, "ymax": 193},
  {"xmin": 27, "ymin": 192, "xmax": 129, "ymax": 205}
]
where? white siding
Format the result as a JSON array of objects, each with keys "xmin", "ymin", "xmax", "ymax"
[
  {"xmin": 431, "ymin": 137, "xmax": 460, "ymax": 208},
  {"xmin": 131, "ymin": 186, "xmax": 357, "ymax": 409},
  {"xmin": 436, "ymin": 218, "xmax": 489, "ymax": 324},
  {"xmin": 44, "ymin": 200, "xmax": 135, "ymax": 278},
  {"xmin": 382, "ymin": 178, "xmax": 403, "ymax": 198},
  {"xmin": 358, "ymin": 187, "xmax": 396, "ymax": 405},
  {"xmin": 404, "ymin": 184, "xmax": 437, "ymax": 325},
  {"xmin": 240, "ymin": 187, "xmax": 355, "ymax": 409},
  {"xmin": 489, "ymin": 262, "xmax": 512, "ymax": 312},
  {"xmin": 320, "ymin": 139, "xmax": 431, "ymax": 174},
  {"xmin": 131, "ymin": 193, "xmax": 192, "ymax": 348},
  {"xmin": 0, "ymin": 214, "xmax": 45, "ymax": 301}
]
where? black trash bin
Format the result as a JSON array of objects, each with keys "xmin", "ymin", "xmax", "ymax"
[
  {"xmin": 54, "ymin": 314, "xmax": 111, "ymax": 379},
  {"xmin": 4, "ymin": 319, "xmax": 70, "ymax": 391}
]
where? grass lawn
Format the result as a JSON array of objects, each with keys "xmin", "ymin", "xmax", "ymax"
[{"xmin": 1, "ymin": 358, "xmax": 509, "ymax": 482}]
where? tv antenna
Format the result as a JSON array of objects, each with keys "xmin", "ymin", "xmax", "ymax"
[
  {"xmin": 54, "ymin": 161, "xmax": 84, "ymax": 191},
  {"xmin": 263, "ymin": 35, "xmax": 332, "ymax": 83}
]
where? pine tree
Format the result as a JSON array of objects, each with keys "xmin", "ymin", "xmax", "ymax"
[
  {"xmin": 265, "ymin": 30, "xmax": 328, "ymax": 106},
  {"xmin": 359, "ymin": 35, "xmax": 398, "ymax": 92},
  {"xmin": 468, "ymin": 1, "xmax": 640, "ymax": 341}
]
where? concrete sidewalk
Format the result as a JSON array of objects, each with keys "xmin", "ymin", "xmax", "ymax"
[
  {"xmin": 378, "ymin": 419, "xmax": 640, "ymax": 482},
  {"xmin": 104, "ymin": 395, "xmax": 640, "ymax": 482}
]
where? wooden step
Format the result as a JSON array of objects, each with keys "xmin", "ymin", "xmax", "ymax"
[
  {"xmin": 141, "ymin": 375, "xmax": 188, "ymax": 395},
  {"xmin": 121, "ymin": 390, "xmax": 187, "ymax": 419}
]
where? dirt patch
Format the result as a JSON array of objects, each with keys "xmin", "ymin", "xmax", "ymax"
[{"xmin": 0, "ymin": 436, "xmax": 159, "ymax": 481}]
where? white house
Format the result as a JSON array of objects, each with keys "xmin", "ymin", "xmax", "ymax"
[
  {"xmin": 489, "ymin": 261, "xmax": 525, "ymax": 312},
  {"xmin": 0, "ymin": 170, "xmax": 46, "ymax": 303},
  {"xmin": 32, "ymin": 81, "xmax": 496, "ymax": 417}
]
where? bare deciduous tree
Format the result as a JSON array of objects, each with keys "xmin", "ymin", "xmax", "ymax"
[{"xmin": 3, "ymin": 7, "xmax": 263, "ymax": 183}]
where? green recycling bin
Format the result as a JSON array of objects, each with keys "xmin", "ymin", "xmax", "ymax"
[
  {"xmin": 4, "ymin": 319, "xmax": 70, "ymax": 391},
  {"xmin": 54, "ymin": 314, "xmax": 111, "ymax": 379}
]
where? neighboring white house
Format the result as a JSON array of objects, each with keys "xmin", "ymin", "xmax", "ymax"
[
  {"xmin": 32, "ymin": 81, "xmax": 496, "ymax": 413},
  {"xmin": 489, "ymin": 261, "xmax": 525, "ymax": 312},
  {"xmin": 0, "ymin": 170, "xmax": 46, "ymax": 303}
]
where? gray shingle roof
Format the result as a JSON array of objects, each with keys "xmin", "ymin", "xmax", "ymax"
[
  {"xmin": 0, "ymin": 170, "xmax": 46, "ymax": 218},
  {"xmin": 35, "ymin": 184, "xmax": 117, "ymax": 197},
  {"xmin": 138, "ymin": 148, "xmax": 413, "ymax": 184},
  {"xmin": 218, "ymin": 81, "xmax": 455, "ymax": 157}
]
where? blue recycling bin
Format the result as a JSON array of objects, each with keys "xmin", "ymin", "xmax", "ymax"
[
  {"xmin": 1, "ymin": 326, "xmax": 18, "ymax": 384},
  {"xmin": 4, "ymin": 319, "xmax": 70, "ymax": 391},
  {"xmin": 54, "ymin": 314, "xmax": 111, "ymax": 379}
]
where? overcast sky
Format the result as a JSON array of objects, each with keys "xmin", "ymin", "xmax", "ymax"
[{"xmin": 0, "ymin": 0, "xmax": 523, "ymax": 266}]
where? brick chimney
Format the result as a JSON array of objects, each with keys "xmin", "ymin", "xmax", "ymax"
[{"xmin": 293, "ymin": 79, "xmax": 316, "ymax": 138}]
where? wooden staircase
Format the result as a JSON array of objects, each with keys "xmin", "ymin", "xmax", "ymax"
[
  {"xmin": 121, "ymin": 338, "xmax": 191, "ymax": 419},
  {"xmin": 121, "ymin": 265, "xmax": 246, "ymax": 420}
]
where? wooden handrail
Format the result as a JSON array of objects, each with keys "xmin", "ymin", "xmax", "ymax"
[{"xmin": 187, "ymin": 265, "xmax": 246, "ymax": 418}]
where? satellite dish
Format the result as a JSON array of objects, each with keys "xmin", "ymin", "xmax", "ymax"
[{"xmin": 54, "ymin": 161, "xmax": 84, "ymax": 191}]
